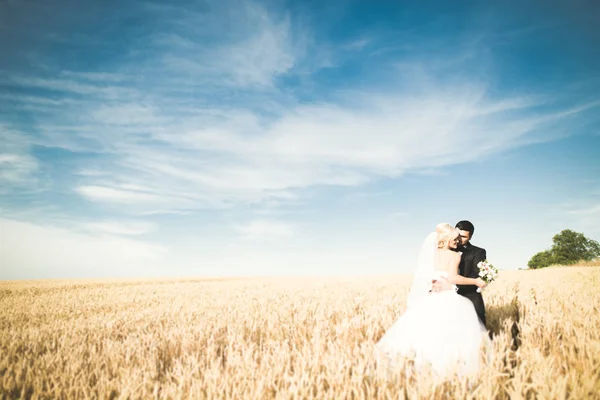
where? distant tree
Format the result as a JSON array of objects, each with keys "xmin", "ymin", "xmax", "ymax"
[
  {"xmin": 528, "ymin": 229, "xmax": 600, "ymax": 269},
  {"xmin": 551, "ymin": 229, "xmax": 600, "ymax": 265},
  {"xmin": 527, "ymin": 250, "xmax": 555, "ymax": 269}
]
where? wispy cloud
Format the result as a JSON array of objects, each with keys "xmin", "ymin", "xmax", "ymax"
[
  {"xmin": 0, "ymin": 126, "xmax": 40, "ymax": 190},
  {"xmin": 0, "ymin": 218, "xmax": 166, "ymax": 279},
  {"xmin": 7, "ymin": 65, "xmax": 599, "ymax": 214},
  {"xmin": 7, "ymin": 76, "xmax": 138, "ymax": 98},
  {"xmin": 84, "ymin": 220, "xmax": 157, "ymax": 236},
  {"xmin": 235, "ymin": 219, "xmax": 295, "ymax": 240},
  {"xmin": 0, "ymin": 153, "xmax": 38, "ymax": 186},
  {"xmin": 76, "ymin": 186, "xmax": 165, "ymax": 204},
  {"xmin": 344, "ymin": 37, "xmax": 371, "ymax": 50},
  {"xmin": 151, "ymin": 1, "xmax": 299, "ymax": 88}
]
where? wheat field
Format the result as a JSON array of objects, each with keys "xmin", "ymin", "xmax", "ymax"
[{"xmin": 1, "ymin": 267, "xmax": 599, "ymax": 399}]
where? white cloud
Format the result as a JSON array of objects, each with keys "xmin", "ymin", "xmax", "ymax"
[
  {"xmin": 7, "ymin": 76, "xmax": 137, "ymax": 98},
  {"xmin": 155, "ymin": 1, "xmax": 298, "ymax": 87},
  {"xmin": 84, "ymin": 220, "xmax": 157, "ymax": 236},
  {"xmin": 219, "ymin": 12, "xmax": 295, "ymax": 86},
  {"xmin": 22, "ymin": 81, "xmax": 583, "ymax": 215},
  {"xmin": 0, "ymin": 127, "xmax": 40, "ymax": 189},
  {"xmin": 80, "ymin": 87, "xmax": 600, "ymax": 210},
  {"xmin": 75, "ymin": 186, "xmax": 164, "ymax": 204},
  {"xmin": 0, "ymin": 219, "xmax": 167, "ymax": 280},
  {"xmin": 0, "ymin": 153, "xmax": 39, "ymax": 185},
  {"xmin": 344, "ymin": 37, "xmax": 371, "ymax": 50},
  {"xmin": 91, "ymin": 104, "xmax": 165, "ymax": 126}
]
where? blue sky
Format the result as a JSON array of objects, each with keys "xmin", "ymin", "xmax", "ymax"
[{"xmin": 1, "ymin": 0, "xmax": 599, "ymax": 279}]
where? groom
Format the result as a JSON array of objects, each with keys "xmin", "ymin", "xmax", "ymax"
[
  {"xmin": 455, "ymin": 220, "xmax": 487, "ymax": 327},
  {"xmin": 431, "ymin": 220, "xmax": 487, "ymax": 327}
]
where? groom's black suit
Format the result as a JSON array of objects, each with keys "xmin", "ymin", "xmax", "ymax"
[{"xmin": 456, "ymin": 244, "xmax": 487, "ymax": 327}]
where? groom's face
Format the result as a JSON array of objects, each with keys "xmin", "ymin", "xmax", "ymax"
[{"xmin": 457, "ymin": 230, "xmax": 472, "ymax": 246}]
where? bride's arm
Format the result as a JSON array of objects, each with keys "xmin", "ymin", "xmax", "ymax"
[{"xmin": 445, "ymin": 252, "xmax": 485, "ymax": 287}]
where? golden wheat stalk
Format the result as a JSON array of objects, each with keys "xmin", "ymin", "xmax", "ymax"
[{"xmin": 1, "ymin": 267, "xmax": 599, "ymax": 399}]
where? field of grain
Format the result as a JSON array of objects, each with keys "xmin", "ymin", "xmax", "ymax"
[{"xmin": 1, "ymin": 267, "xmax": 599, "ymax": 399}]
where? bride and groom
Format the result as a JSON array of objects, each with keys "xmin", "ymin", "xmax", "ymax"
[{"xmin": 375, "ymin": 220, "xmax": 491, "ymax": 378}]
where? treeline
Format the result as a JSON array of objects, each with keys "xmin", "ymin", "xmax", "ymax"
[{"xmin": 528, "ymin": 229, "xmax": 600, "ymax": 269}]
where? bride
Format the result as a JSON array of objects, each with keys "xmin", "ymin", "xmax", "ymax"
[{"xmin": 375, "ymin": 223, "xmax": 489, "ymax": 378}]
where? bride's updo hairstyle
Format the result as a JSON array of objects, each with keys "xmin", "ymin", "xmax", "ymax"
[{"xmin": 436, "ymin": 223, "xmax": 456, "ymax": 249}]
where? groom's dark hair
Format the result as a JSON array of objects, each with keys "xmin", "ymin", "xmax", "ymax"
[{"xmin": 455, "ymin": 220, "xmax": 475, "ymax": 235}]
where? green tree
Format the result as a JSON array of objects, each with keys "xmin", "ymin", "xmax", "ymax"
[
  {"xmin": 528, "ymin": 250, "xmax": 555, "ymax": 269},
  {"xmin": 551, "ymin": 229, "xmax": 600, "ymax": 265},
  {"xmin": 528, "ymin": 229, "xmax": 600, "ymax": 269}
]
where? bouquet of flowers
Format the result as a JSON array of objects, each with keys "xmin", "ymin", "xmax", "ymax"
[{"xmin": 476, "ymin": 260, "xmax": 498, "ymax": 293}]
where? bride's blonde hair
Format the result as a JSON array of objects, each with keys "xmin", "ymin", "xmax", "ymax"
[{"xmin": 436, "ymin": 223, "xmax": 457, "ymax": 249}]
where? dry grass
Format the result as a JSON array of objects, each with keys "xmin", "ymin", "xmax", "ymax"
[
  {"xmin": 1, "ymin": 267, "xmax": 599, "ymax": 399},
  {"xmin": 563, "ymin": 259, "xmax": 600, "ymax": 267}
]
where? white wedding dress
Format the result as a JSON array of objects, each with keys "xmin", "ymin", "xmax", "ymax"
[{"xmin": 375, "ymin": 233, "xmax": 489, "ymax": 379}]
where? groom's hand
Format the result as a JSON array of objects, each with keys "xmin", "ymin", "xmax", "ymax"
[
  {"xmin": 431, "ymin": 277, "xmax": 452, "ymax": 292},
  {"xmin": 475, "ymin": 278, "xmax": 487, "ymax": 289}
]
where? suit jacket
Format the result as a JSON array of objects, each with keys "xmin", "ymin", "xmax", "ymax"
[
  {"xmin": 457, "ymin": 243, "xmax": 487, "ymax": 326},
  {"xmin": 456, "ymin": 244, "xmax": 487, "ymax": 295}
]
